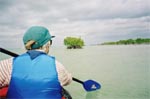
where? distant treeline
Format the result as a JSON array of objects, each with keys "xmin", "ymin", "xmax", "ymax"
[{"xmin": 101, "ymin": 38, "xmax": 150, "ymax": 45}]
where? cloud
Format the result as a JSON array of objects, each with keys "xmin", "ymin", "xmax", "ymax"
[{"xmin": 0, "ymin": 0, "xmax": 149, "ymax": 48}]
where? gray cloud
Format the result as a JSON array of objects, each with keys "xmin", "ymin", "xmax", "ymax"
[{"xmin": 0, "ymin": 0, "xmax": 149, "ymax": 48}]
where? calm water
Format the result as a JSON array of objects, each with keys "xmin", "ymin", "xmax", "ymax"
[{"xmin": 0, "ymin": 45, "xmax": 150, "ymax": 99}]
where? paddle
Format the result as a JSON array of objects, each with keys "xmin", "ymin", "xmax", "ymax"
[
  {"xmin": 72, "ymin": 78, "xmax": 101, "ymax": 91},
  {"xmin": 0, "ymin": 47, "xmax": 101, "ymax": 91}
]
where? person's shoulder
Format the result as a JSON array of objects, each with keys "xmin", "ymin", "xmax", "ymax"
[
  {"xmin": 46, "ymin": 55, "xmax": 55, "ymax": 59},
  {"xmin": 14, "ymin": 53, "xmax": 28, "ymax": 59}
]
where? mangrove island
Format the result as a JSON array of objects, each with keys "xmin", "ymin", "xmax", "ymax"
[
  {"xmin": 64, "ymin": 37, "xmax": 84, "ymax": 49},
  {"xmin": 101, "ymin": 38, "xmax": 150, "ymax": 45}
]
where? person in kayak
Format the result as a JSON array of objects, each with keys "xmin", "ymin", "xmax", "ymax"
[{"xmin": 0, "ymin": 26, "xmax": 72, "ymax": 99}]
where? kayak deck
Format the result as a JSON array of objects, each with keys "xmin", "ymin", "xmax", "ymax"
[{"xmin": 0, "ymin": 87, "xmax": 72, "ymax": 99}]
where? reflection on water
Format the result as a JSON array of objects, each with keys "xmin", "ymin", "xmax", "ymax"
[{"xmin": 85, "ymin": 91, "xmax": 100, "ymax": 99}]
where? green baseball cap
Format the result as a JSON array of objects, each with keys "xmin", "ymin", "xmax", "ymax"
[{"xmin": 23, "ymin": 26, "xmax": 55, "ymax": 49}]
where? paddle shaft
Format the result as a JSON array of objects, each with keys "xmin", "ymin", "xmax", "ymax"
[
  {"xmin": 0, "ymin": 47, "xmax": 84, "ymax": 84},
  {"xmin": 72, "ymin": 77, "xmax": 83, "ymax": 84},
  {"xmin": 0, "ymin": 48, "xmax": 18, "ymax": 57}
]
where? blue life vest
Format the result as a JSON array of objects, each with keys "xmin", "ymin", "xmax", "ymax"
[{"xmin": 7, "ymin": 51, "xmax": 62, "ymax": 99}]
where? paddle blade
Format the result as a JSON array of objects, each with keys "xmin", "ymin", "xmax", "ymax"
[{"xmin": 83, "ymin": 80, "xmax": 101, "ymax": 91}]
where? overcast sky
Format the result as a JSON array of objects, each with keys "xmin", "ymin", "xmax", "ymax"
[{"xmin": 0, "ymin": 0, "xmax": 149, "ymax": 48}]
